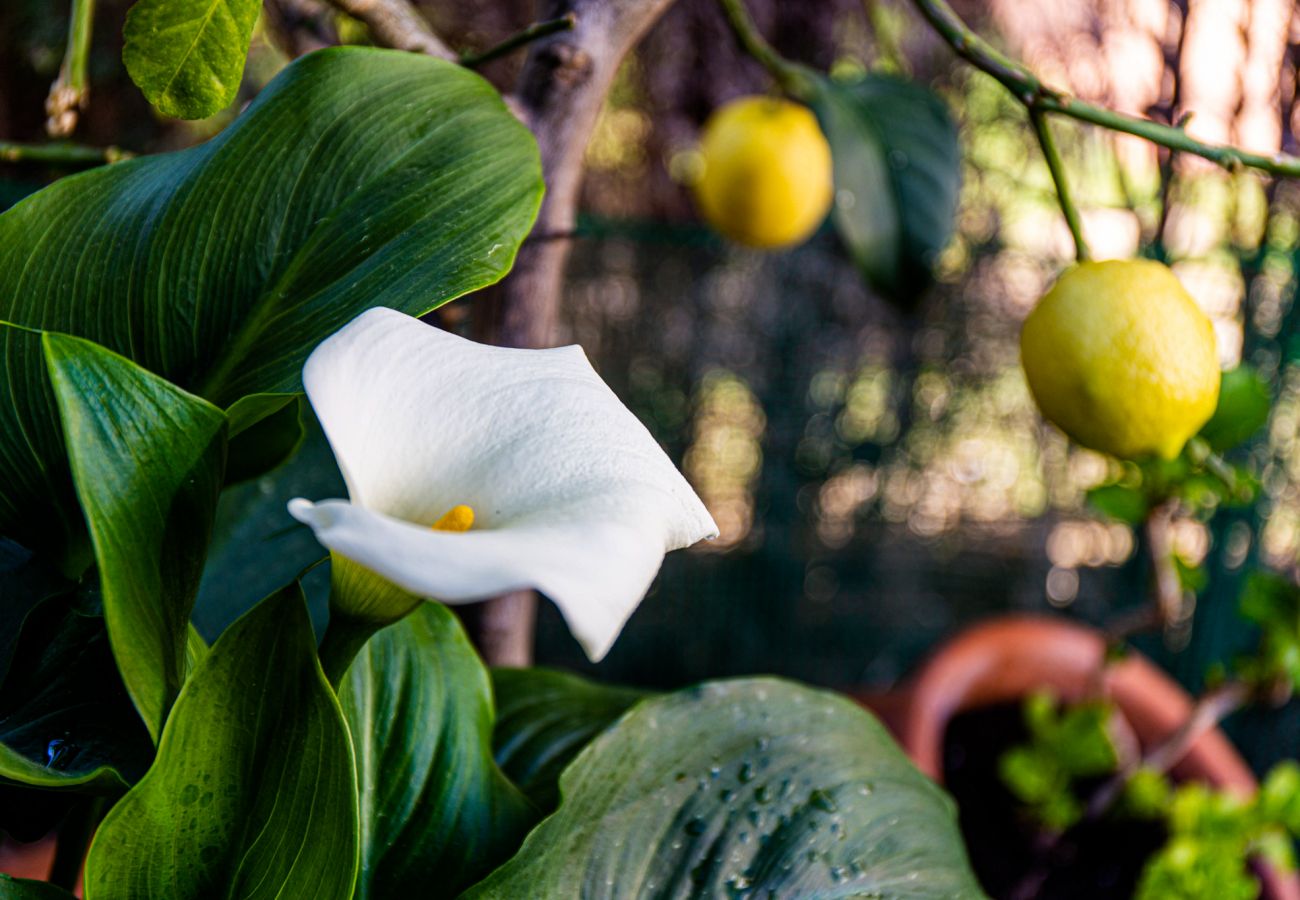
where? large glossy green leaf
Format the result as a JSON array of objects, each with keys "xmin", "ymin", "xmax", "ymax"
[
  {"xmin": 84, "ymin": 585, "xmax": 358, "ymax": 900},
  {"xmin": 466, "ymin": 678, "xmax": 986, "ymax": 899},
  {"xmin": 492, "ymin": 667, "xmax": 648, "ymax": 812},
  {"xmin": 0, "ymin": 875, "xmax": 77, "ymax": 899},
  {"xmin": 0, "ymin": 46, "xmax": 543, "ymax": 555},
  {"xmin": 45, "ymin": 332, "xmax": 226, "ymax": 741},
  {"xmin": 223, "ymin": 394, "xmax": 304, "ymax": 485},
  {"xmin": 812, "ymin": 73, "xmax": 961, "ymax": 305},
  {"xmin": 122, "ymin": 0, "xmax": 261, "ymax": 119},
  {"xmin": 0, "ymin": 590, "xmax": 154, "ymax": 791},
  {"xmin": 341, "ymin": 605, "xmax": 535, "ymax": 899},
  {"xmin": 194, "ymin": 410, "xmax": 344, "ymax": 639}
]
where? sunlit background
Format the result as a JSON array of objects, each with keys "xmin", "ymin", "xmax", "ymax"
[{"xmin": 6, "ymin": 0, "xmax": 1300, "ymax": 766}]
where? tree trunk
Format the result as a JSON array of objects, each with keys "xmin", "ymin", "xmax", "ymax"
[{"xmin": 463, "ymin": 0, "xmax": 680, "ymax": 666}]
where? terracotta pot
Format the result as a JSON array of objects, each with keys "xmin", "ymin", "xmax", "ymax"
[{"xmin": 897, "ymin": 613, "xmax": 1300, "ymax": 900}]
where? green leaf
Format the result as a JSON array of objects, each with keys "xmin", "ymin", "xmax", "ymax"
[
  {"xmin": 223, "ymin": 394, "xmax": 305, "ymax": 485},
  {"xmin": 0, "ymin": 47, "xmax": 543, "ymax": 556},
  {"xmin": 465, "ymin": 678, "xmax": 985, "ymax": 899},
  {"xmin": 122, "ymin": 0, "xmax": 261, "ymax": 119},
  {"xmin": 45, "ymin": 333, "xmax": 227, "ymax": 741},
  {"xmin": 341, "ymin": 605, "xmax": 535, "ymax": 899},
  {"xmin": 1199, "ymin": 367, "xmax": 1271, "ymax": 452},
  {"xmin": 0, "ymin": 875, "xmax": 77, "ymax": 899},
  {"xmin": 194, "ymin": 410, "xmax": 344, "ymax": 638},
  {"xmin": 84, "ymin": 585, "xmax": 359, "ymax": 900},
  {"xmin": 492, "ymin": 667, "xmax": 648, "ymax": 812},
  {"xmin": 1086, "ymin": 483, "xmax": 1148, "ymax": 524},
  {"xmin": 0, "ymin": 590, "xmax": 154, "ymax": 791},
  {"xmin": 809, "ymin": 79, "xmax": 898, "ymax": 294},
  {"xmin": 811, "ymin": 74, "xmax": 961, "ymax": 304}
]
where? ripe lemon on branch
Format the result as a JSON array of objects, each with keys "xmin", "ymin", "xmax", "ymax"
[
  {"xmin": 692, "ymin": 96, "xmax": 833, "ymax": 249},
  {"xmin": 1021, "ymin": 259, "xmax": 1220, "ymax": 461}
]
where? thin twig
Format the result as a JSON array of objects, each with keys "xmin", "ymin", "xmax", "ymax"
[
  {"xmin": 715, "ymin": 0, "xmax": 813, "ymax": 96},
  {"xmin": 1030, "ymin": 108, "xmax": 1090, "ymax": 261},
  {"xmin": 0, "ymin": 140, "xmax": 130, "ymax": 167},
  {"xmin": 861, "ymin": 0, "xmax": 910, "ymax": 75},
  {"xmin": 46, "ymin": 0, "xmax": 95, "ymax": 137},
  {"xmin": 460, "ymin": 14, "xmax": 578, "ymax": 68},
  {"xmin": 911, "ymin": 0, "xmax": 1300, "ymax": 179},
  {"xmin": 325, "ymin": 0, "xmax": 456, "ymax": 59},
  {"xmin": 1085, "ymin": 680, "xmax": 1251, "ymax": 818},
  {"xmin": 1145, "ymin": 501, "xmax": 1185, "ymax": 629}
]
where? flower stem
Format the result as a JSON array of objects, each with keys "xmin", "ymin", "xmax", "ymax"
[
  {"xmin": 46, "ymin": 0, "xmax": 96, "ymax": 138},
  {"xmin": 1030, "ymin": 108, "xmax": 1090, "ymax": 261},
  {"xmin": 0, "ymin": 140, "xmax": 129, "ymax": 167},
  {"xmin": 910, "ymin": 0, "xmax": 1300, "ymax": 179},
  {"xmin": 317, "ymin": 611, "xmax": 382, "ymax": 689},
  {"xmin": 459, "ymin": 14, "xmax": 577, "ymax": 69},
  {"xmin": 715, "ymin": 0, "xmax": 813, "ymax": 98}
]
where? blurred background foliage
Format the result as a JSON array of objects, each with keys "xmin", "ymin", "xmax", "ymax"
[{"xmin": 7, "ymin": 0, "xmax": 1300, "ymax": 770}]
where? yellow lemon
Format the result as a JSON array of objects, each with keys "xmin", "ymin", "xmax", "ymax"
[
  {"xmin": 1020, "ymin": 259, "xmax": 1220, "ymax": 460},
  {"xmin": 693, "ymin": 96, "xmax": 833, "ymax": 249}
]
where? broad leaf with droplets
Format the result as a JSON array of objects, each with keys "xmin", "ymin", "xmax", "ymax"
[
  {"xmin": 465, "ymin": 678, "xmax": 986, "ymax": 899},
  {"xmin": 492, "ymin": 667, "xmax": 648, "ymax": 812},
  {"xmin": 83, "ymin": 586, "xmax": 359, "ymax": 899}
]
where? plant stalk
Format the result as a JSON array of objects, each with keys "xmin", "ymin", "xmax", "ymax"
[
  {"xmin": 1030, "ymin": 108, "xmax": 1090, "ymax": 261},
  {"xmin": 460, "ymin": 14, "xmax": 578, "ymax": 68},
  {"xmin": 1145, "ymin": 501, "xmax": 1185, "ymax": 629},
  {"xmin": 1085, "ymin": 680, "xmax": 1251, "ymax": 818},
  {"xmin": 46, "ymin": 0, "xmax": 96, "ymax": 137},
  {"xmin": 715, "ymin": 0, "xmax": 813, "ymax": 97},
  {"xmin": 0, "ymin": 140, "xmax": 129, "ymax": 167}
]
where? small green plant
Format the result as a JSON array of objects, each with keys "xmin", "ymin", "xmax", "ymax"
[
  {"xmin": 998, "ymin": 564, "xmax": 1300, "ymax": 896},
  {"xmin": 999, "ymin": 691, "xmax": 1121, "ymax": 831}
]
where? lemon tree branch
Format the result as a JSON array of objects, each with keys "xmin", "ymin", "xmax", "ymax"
[
  {"xmin": 714, "ymin": 0, "xmax": 814, "ymax": 97},
  {"xmin": 1030, "ymin": 108, "xmax": 1090, "ymax": 261},
  {"xmin": 911, "ymin": 0, "xmax": 1300, "ymax": 179}
]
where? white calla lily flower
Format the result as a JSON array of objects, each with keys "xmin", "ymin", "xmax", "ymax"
[{"xmin": 288, "ymin": 308, "xmax": 717, "ymax": 661}]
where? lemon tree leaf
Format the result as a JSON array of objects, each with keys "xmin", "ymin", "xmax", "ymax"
[
  {"xmin": 122, "ymin": 0, "xmax": 261, "ymax": 119},
  {"xmin": 1199, "ymin": 366, "xmax": 1271, "ymax": 452},
  {"xmin": 491, "ymin": 667, "xmax": 648, "ymax": 811},
  {"xmin": 45, "ymin": 333, "xmax": 227, "ymax": 741},
  {"xmin": 810, "ymin": 78, "xmax": 899, "ymax": 294},
  {"xmin": 341, "ymin": 605, "xmax": 535, "ymax": 899},
  {"xmin": 465, "ymin": 678, "xmax": 986, "ymax": 899},
  {"xmin": 0, "ymin": 47, "xmax": 542, "ymax": 557},
  {"xmin": 0, "ymin": 589, "xmax": 154, "ymax": 792},
  {"xmin": 84, "ymin": 585, "xmax": 358, "ymax": 900},
  {"xmin": 812, "ymin": 73, "xmax": 961, "ymax": 304}
]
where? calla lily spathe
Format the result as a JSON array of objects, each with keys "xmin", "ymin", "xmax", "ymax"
[{"xmin": 288, "ymin": 308, "xmax": 718, "ymax": 661}]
